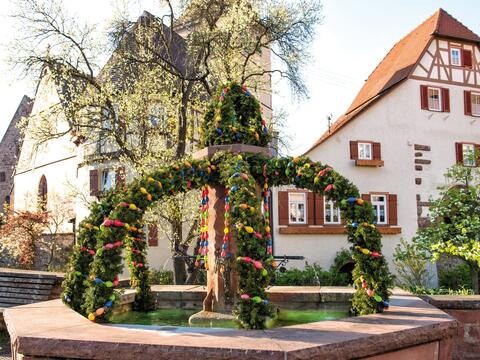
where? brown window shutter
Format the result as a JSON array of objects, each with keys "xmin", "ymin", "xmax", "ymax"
[
  {"xmin": 464, "ymin": 91, "xmax": 472, "ymax": 115},
  {"xmin": 278, "ymin": 191, "xmax": 289, "ymax": 225},
  {"xmin": 462, "ymin": 49, "xmax": 473, "ymax": 68},
  {"xmin": 361, "ymin": 194, "xmax": 371, "ymax": 203},
  {"xmin": 350, "ymin": 141, "xmax": 358, "ymax": 160},
  {"xmin": 314, "ymin": 193, "xmax": 324, "ymax": 225},
  {"xmin": 455, "ymin": 143, "xmax": 464, "ymax": 164},
  {"xmin": 116, "ymin": 167, "xmax": 126, "ymax": 187},
  {"xmin": 388, "ymin": 194, "xmax": 398, "ymax": 226},
  {"xmin": 307, "ymin": 192, "xmax": 315, "ymax": 225},
  {"xmin": 89, "ymin": 170, "xmax": 99, "ymax": 196},
  {"xmin": 420, "ymin": 85, "xmax": 429, "ymax": 109},
  {"xmin": 372, "ymin": 142, "xmax": 381, "ymax": 160},
  {"xmin": 442, "ymin": 88, "xmax": 450, "ymax": 112},
  {"xmin": 148, "ymin": 224, "xmax": 158, "ymax": 247}
]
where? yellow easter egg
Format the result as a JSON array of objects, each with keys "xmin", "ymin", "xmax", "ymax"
[
  {"xmin": 147, "ymin": 177, "xmax": 155, "ymax": 183},
  {"xmin": 140, "ymin": 187, "xmax": 147, "ymax": 194},
  {"xmin": 361, "ymin": 249, "xmax": 370, "ymax": 255},
  {"xmin": 265, "ymin": 226, "xmax": 271, "ymax": 233},
  {"xmin": 129, "ymin": 204, "xmax": 137, "ymax": 211},
  {"xmin": 88, "ymin": 313, "xmax": 95, "ymax": 321},
  {"xmin": 245, "ymin": 226, "xmax": 254, "ymax": 233}
]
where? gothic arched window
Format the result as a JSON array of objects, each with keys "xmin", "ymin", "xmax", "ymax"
[{"xmin": 38, "ymin": 175, "xmax": 48, "ymax": 211}]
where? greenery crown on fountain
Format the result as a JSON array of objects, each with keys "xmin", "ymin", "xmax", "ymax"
[{"xmin": 199, "ymin": 83, "xmax": 272, "ymax": 147}]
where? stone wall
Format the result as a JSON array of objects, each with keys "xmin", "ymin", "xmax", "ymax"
[
  {"xmin": 0, "ymin": 96, "xmax": 32, "ymax": 213},
  {"xmin": 423, "ymin": 295, "xmax": 480, "ymax": 359}
]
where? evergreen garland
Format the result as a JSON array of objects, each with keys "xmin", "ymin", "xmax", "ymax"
[{"xmin": 63, "ymin": 82, "xmax": 392, "ymax": 328}]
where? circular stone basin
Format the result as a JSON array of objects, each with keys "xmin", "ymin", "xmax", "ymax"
[{"xmin": 110, "ymin": 308, "xmax": 350, "ymax": 329}]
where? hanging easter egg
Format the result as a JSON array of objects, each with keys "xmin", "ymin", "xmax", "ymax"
[
  {"xmin": 105, "ymin": 281, "xmax": 113, "ymax": 288},
  {"xmin": 366, "ymin": 289, "xmax": 374, "ymax": 297},
  {"xmin": 75, "ymin": 271, "xmax": 82, "ymax": 276},
  {"xmin": 64, "ymin": 294, "xmax": 71, "ymax": 303},
  {"xmin": 109, "ymin": 295, "xmax": 116, "ymax": 301},
  {"xmin": 103, "ymin": 219, "xmax": 113, "ymax": 227},
  {"xmin": 253, "ymin": 261, "xmax": 263, "ymax": 270},
  {"xmin": 89, "ymin": 250, "xmax": 95, "ymax": 256},
  {"xmin": 245, "ymin": 226, "xmax": 254, "ymax": 233},
  {"xmin": 371, "ymin": 251, "xmax": 380, "ymax": 257},
  {"xmin": 241, "ymin": 173, "xmax": 249, "ymax": 180},
  {"xmin": 324, "ymin": 184, "xmax": 334, "ymax": 192},
  {"xmin": 241, "ymin": 294, "xmax": 250, "ymax": 300},
  {"xmin": 147, "ymin": 177, "xmax": 155, "ymax": 182},
  {"xmin": 262, "ymin": 268, "xmax": 268, "ymax": 277},
  {"xmin": 347, "ymin": 197, "xmax": 357, "ymax": 203},
  {"xmin": 314, "ymin": 177, "xmax": 320, "ymax": 184},
  {"xmin": 374, "ymin": 294, "xmax": 383, "ymax": 302},
  {"xmin": 140, "ymin": 187, "xmax": 148, "ymax": 194},
  {"xmin": 252, "ymin": 296, "xmax": 262, "ymax": 304},
  {"xmin": 361, "ymin": 281, "xmax": 367, "ymax": 289},
  {"xmin": 265, "ymin": 226, "xmax": 271, "ymax": 233},
  {"xmin": 356, "ymin": 198, "xmax": 364, "ymax": 205},
  {"xmin": 95, "ymin": 307, "xmax": 105, "ymax": 316},
  {"xmin": 361, "ymin": 248, "xmax": 370, "ymax": 255},
  {"xmin": 383, "ymin": 301, "xmax": 390, "ymax": 309},
  {"xmin": 351, "ymin": 222, "xmax": 359, "ymax": 228},
  {"xmin": 254, "ymin": 232, "xmax": 262, "ymax": 239},
  {"xmin": 88, "ymin": 313, "xmax": 95, "ymax": 321},
  {"xmin": 263, "ymin": 299, "xmax": 269, "ymax": 305}
]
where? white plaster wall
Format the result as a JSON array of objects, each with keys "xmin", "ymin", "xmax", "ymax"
[{"xmin": 273, "ymin": 77, "xmax": 480, "ymax": 277}]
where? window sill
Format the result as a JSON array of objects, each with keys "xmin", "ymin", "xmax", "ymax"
[
  {"xmin": 355, "ymin": 159, "xmax": 384, "ymax": 167},
  {"xmin": 279, "ymin": 226, "xmax": 401, "ymax": 235}
]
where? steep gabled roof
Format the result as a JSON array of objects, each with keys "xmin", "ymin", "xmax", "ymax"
[{"xmin": 306, "ymin": 9, "xmax": 480, "ymax": 154}]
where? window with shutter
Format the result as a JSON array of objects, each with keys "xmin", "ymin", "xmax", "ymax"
[
  {"xmin": 427, "ymin": 87, "xmax": 442, "ymax": 111},
  {"xmin": 324, "ymin": 197, "xmax": 341, "ymax": 224},
  {"xmin": 372, "ymin": 143, "xmax": 381, "ymax": 160},
  {"xmin": 307, "ymin": 192, "xmax": 315, "ymax": 225},
  {"xmin": 288, "ymin": 192, "xmax": 306, "ymax": 224},
  {"xmin": 462, "ymin": 49, "xmax": 473, "ymax": 68},
  {"xmin": 464, "ymin": 91, "xmax": 472, "ymax": 115},
  {"xmin": 314, "ymin": 193, "xmax": 324, "ymax": 225},
  {"xmin": 471, "ymin": 92, "xmax": 480, "ymax": 116},
  {"xmin": 462, "ymin": 143, "xmax": 476, "ymax": 167},
  {"xmin": 89, "ymin": 170, "xmax": 99, "ymax": 196},
  {"xmin": 358, "ymin": 142, "xmax": 372, "ymax": 160},
  {"xmin": 455, "ymin": 142, "xmax": 464, "ymax": 164},
  {"xmin": 371, "ymin": 195, "xmax": 388, "ymax": 225},
  {"xmin": 451, "ymin": 48, "xmax": 462, "ymax": 66}
]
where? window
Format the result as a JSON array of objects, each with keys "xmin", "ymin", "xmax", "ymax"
[
  {"xmin": 462, "ymin": 143, "xmax": 476, "ymax": 167},
  {"xmin": 451, "ymin": 48, "xmax": 461, "ymax": 66},
  {"xmin": 38, "ymin": 175, "xmax": 48, "ymax": 211},
  {"xmin": 427, "ymin": 87, "xmax": 442, "ymax": 111},
  {"xmin": 324, "ymin": 198, "xmax": 341, "ymax": 224},
  {"xmin": 358, "ymin": 143, "xmax": 372, "ymax": 160},
  {"xmin": 371, "ymin": 195, "xmax": 387, "ymax": 225},
  {"xmin": 288, "ymin": 192, "xmax": 306, "ymax": 224},
  {"xmin": 0, "ymin": 172, "xmax": 5, "ymax": 183},
  {"xmin": 472, "ymin": 93, "xmax": 480, "ymax": 116},
  {"xmin": 101, "ymin": 170, "xmax": 116, "ymax": 191}
]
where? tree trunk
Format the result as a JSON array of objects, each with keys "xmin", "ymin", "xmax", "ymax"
[
  {"xmin": 469, "ymin": 262, "xmax": 479, "ymax": 294},
  {"xmin": 172, "ymin": 219, "xmax": 187, "ymax": 284}
]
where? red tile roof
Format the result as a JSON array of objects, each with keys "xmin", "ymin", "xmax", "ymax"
[{"xmin": 306, "ymin": 9, "xmax": 480, "ymax": 154}]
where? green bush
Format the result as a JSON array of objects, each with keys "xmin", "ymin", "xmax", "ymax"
[
  {"xmin": 148, "ymin": 269, "xmax": 174, "ymax": 285},
  {"xmin": 438, "ymin": 263, "xmax": 472, "ymax": 290},
  {"xmin": 408, "ymin": 285, "xmax": 473, "ymax": 296},
  {"xmin": 274, "ymin": 257, "xmax": 351, "ymax": 287},
  {"xmin": 393, "ymin": 238, "xmax": 430, "ymax": 288}
]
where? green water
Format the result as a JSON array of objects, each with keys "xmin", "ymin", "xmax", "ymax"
[{"xmin": 110, "ymin": 308, "xmax": 349, "ymax": 329}]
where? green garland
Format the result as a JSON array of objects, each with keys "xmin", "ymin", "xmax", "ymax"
[{"xmin": 63, "ymin": 82, "xmax": 392, "ymax": 328}]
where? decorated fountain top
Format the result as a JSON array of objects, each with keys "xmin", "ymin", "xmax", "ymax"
[{"xmin": 199, "ymin": 83, "xmax": 272, "ymax": 148}]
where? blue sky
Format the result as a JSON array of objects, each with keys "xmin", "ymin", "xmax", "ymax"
[{"xmin": 1, "ymin": 1, "xmax": 479, "ymax": 154}]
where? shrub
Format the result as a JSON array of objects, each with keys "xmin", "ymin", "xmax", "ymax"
[
  {"xmin": 438, "ymin": 263, "xmax": 472, "ymax": 290},
  {"xmin": 408, "ymin": 286, "xmax": 473, "ymax": 296},
  {"xmin": 393, "ymin": 239, "xmax": 430, "ymax": 288},
  {"xmin": 148, "ymin": 269, "xmax": 174, "ymax": 285},
  {"xmin": 274, "ymin": 260, "xmax": 351, "ymax": 287}
]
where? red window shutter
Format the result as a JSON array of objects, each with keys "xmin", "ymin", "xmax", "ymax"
[
  {"xmin": 388, "ymin": 194, "xmax": 398, "ymax": 226},
  {"xmin": 278, "ymin": 191, "xmax": 289, "ymax": 226},
  {"xmin": 148, "ymin": 224, "xmax": 158, "ymax": 247},
  {"xmin": 307, "ymin": 192, "xmax": 315, "ymax": 225},
  {"xmin": 442, "ymin": 88, "xmax": 450, "ymax": 112},
  {"xmin": 116, "ymin": 167, "xmax": 126, "ymax": 187},
  {"xmin": 350, "ymin": 141, "xmax": 358, "ymax": 160},
  {"xmin": 420, "ymin": 85, "xmax": 429, "ymax": 110},
  {"xmin": 455, "ymin": 142, "xmax": 464, "ymax": 164},
  {"xmin": 89, "ymin": 170, "xmax": 99, "ymax": 196},
  {"xmin": 464, "ymin": 91, "xmax": 472, "ymax": 115},
  {"xmin": 462, "ymin": 49, "xmax": 473, "ymax": 68},
  {"xmin": 361, "ymin": 194, "xmax": 371, "ymax": 203},
  {"xmin": 314, "ymin": 193, "xmax": 324, "ymax": 225},
  {"xmin": 372, "ymin": 142, "xmax": 381, "ymax": 160}
]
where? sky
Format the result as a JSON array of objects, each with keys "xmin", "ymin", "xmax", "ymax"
[{"xmin": 1, "ymin": 0, "xmax": 479, "ymax": 155}]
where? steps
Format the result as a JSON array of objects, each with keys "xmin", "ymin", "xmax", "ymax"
[{"xmin": 0, "ymin": 268, "xmax": 64, "ymax": 310}]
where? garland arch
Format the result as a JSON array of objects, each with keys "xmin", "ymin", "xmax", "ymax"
[{"xmin": 62, "ymin": 83, "xmax": 393, "ymax": 329}]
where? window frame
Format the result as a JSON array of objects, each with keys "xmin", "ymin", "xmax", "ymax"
[
  {"xmin": 371, "ymin": 194, "xmax": 388, "ymax": 225},
  {"xmin": 0, "ymin": 172, "xmax": 5, "ymax": 183},
  {"xmin": 462, "ymin": 143, "xmax": 476, "ymax": 167},
  {"xmin": 471, "ymin": 92, "xmax": 480, "ymax": 116},
  {"xmin": 427, "ymin": 87, "xmax": 442, "ymax": 112},
  {"xmin": 358, "ymin": 142, "xmax": 373, "ymax": 160},
  {"xmin": 450, "ymin": 47, "xmax": 462, "ymax": 67},
  {"xmin": 324, "ymin": 197, "xmax": 341, "ymax": 225},
  {"xmin": 100, "ymin": 169, "xmax": 116, "ymax": 192},
  {"xmin": 288, "ymin": 192, "xmax": 307, "ymax": 225}
]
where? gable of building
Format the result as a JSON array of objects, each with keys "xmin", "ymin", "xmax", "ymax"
[{"xmin": 306, "ymin": 8, "xmax": 480, "ymax": 154}]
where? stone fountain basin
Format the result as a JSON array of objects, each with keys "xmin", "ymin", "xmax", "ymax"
[{"xmin": 5, "ymin": 287, "xmax": 457, "ymax": 360}]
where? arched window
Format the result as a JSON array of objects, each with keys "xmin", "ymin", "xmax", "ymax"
[{"xmin": 38, "ymin": 175, "xmax": 48, "ymax": 211}]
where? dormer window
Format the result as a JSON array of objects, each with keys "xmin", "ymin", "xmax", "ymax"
[{"xmin": 451, "ymin": 48, "xmax": 461, "ymax": 66}]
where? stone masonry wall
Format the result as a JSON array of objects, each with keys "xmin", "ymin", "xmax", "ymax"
[{"xmin": 0, "ymin": 96, "xmax": 33, "ymax": 213}]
